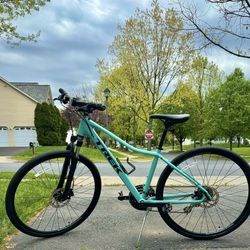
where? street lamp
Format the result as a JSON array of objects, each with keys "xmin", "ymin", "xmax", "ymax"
[{"xmin": 104, "ymin": 87, "xmax": 110, "ymax": 146}]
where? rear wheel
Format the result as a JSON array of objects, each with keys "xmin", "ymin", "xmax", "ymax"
[
  {"xmin": 156, "ymin": 147, "xmax": 250, "ymax": 240},
  {"xmin": 5, "ymin": 151, "xmax": 101, "ymax": 237}
]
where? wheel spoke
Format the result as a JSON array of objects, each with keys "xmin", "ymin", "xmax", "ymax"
[
  {"xmin": 9, "ymin": 152, "xmax": 100, "ymax": 236},
  {"xmin": 158, "ymin": 148, "xmax": 250, "ymax": 239}
]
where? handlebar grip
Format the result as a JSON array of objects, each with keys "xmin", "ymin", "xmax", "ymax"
[
  {"xmin": 59, "ymin": 88, "xmax": 68, "ymax": 95},
  {"xmin": 58, "ymin": 88, "xmax": 70, "ymax": 104},
  {"xmin": 94, "ymin": 104, "xmax": 106, "ymax": 111}
]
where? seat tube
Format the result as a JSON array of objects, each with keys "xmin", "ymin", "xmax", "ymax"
[
  {"xmin": 157, "ymin": 127, "xmax": 168, "ymax": 150},
  {"xmin": 143, "ymin": 151, "xmax": 160, "ymax": 198}
]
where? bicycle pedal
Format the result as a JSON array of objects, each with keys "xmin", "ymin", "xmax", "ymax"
[{"xmin": 118, "ymin": 191, "xmax": 129, "ymax": 201}]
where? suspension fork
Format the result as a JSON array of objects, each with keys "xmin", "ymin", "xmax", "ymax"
[
  {"xmin": 61, "ymin": 136, "xmax": 83, "ymax": 199},
  {"xmin": 56, "ymin": 143, "xmax": 73, "ymax": 190}
]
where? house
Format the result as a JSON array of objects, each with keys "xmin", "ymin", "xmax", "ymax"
[{"xmin": 0, "ymin": 76, "xmax": 53, "ymax": 147}]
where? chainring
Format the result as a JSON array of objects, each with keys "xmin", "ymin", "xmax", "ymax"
[{"xmin": 129, "ymin": 184, "xmax": 155, "ymax": 211}]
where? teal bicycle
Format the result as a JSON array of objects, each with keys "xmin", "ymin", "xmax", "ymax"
[{"xmin": 5, "ymin": 89, "xmax": 250, "ymax": 240}]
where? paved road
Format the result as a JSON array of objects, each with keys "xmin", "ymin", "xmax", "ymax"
[
  {"xmin": 0, "ymin": 152, "xmax": 177, "ymax": 175},
  {"xmin": 0, "ymin": 152, "xmax": 244, "ymax": 179},
  {"xmin": 0, "ymin": 161, "xmax": 171, "ymax": 176},
  {"xmin": 5, "ymin": 186, "xmax": 250, "ymax": 250}
]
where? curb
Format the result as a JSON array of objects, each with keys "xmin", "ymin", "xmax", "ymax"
[{"xmin": 0, "ymin": 156, "xmax": 20, "ymax": 164}]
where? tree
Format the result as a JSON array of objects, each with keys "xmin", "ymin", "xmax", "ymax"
[
  {"xmin": 96, "ymin": 64, "xmax": 147, "ymax": 145},
  {"xmin": 178, "ymin": 0, "xmax": 250, "ymax": 58},
  {"xmin": 204, "ymin": 68, "xmax": 250, "ymax": 150},
  {"xmin": 34, "ymin": 103, "xmax": 67, "ymax": 146},
  {"xmin": 186, "ymin": 56, "xmax": 223, "ymax": 143},
  {"xmin": 60, "ymin": 116, "xmax": 69, "ymax": 145},
  {"xmin": 99, "ymin": 0, "xmax": 194, "ymax": 121},
  {"xmin": 0, "ymin": 0, "xmax": 49, "ymax": 46},
  {"xmin": 62, "ymin": 84, "xmax": 97, "ymax": 129},
  {"xmin": 97, "ymin": 0, "xmax": 195, "ymax": 149}
]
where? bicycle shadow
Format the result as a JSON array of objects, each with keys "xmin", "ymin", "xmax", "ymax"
[
  {"xmin": 7, "ymin": 223, "xmax": 250, "ymax": 250},
  {"xmin": 137, "ymin": 233, "xmax": 249, "ymax": 250}
]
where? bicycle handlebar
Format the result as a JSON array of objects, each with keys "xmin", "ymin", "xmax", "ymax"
[{"xmin": 55, "ymin": 88, "xmax": 106, "ymax": 113}]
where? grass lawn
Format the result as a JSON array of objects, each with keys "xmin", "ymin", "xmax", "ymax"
[
  {"xmin": 0, "ymin": 172, "xmax": 44, "ymax": 248},
  {"xmin": 166, "ymin": 144, "xmax": 250, "ymax": 161},
  {"xmin": 0, "ymin": 172, "xmax": 55, "ymax": 248},
  {"xmin": 122, "ymin": 150, "xmax": 154, "ymax": 161},
  {"xmin": 232, "ymin": 147, "xmax": 250, "ymax": 160},
  {"xmin": 12, "ymin": 146, "xmax": 154, "ymax": 162},
  {"xmin": 0, "ymin": 173, "xmax": 14, "ymax": 248},
  {"xmin": 12, "ymin": 146, "xmax": 125, "ymax": 162}
]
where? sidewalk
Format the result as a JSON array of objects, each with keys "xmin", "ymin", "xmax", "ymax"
[
  {"xmin": 6, "ymin": 186, "xmax": 250, "ymax": 250},
  {"xmin": 0, "ymin": 156, "xmax": 18, "ymax": 163}
]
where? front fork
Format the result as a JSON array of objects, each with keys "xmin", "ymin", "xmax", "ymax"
[{"xmin": 56, "ymin": 135, "xmax": 83, "ymax": 200}]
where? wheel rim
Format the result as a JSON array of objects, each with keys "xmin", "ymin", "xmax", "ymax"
[
  {"xmin": 159, "ymin": 151, "xmax": 250, "ymax": 237},
  {"xmin": 13, "ymin": 154, "xmax": 97, "ymax": 234}
]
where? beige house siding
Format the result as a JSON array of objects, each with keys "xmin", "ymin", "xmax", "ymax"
[{"xmin": 0, "ymin": 78, "xmax": 38, "ymax": 146}]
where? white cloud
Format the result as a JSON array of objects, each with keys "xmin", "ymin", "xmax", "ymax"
[
  {"xmin": 0, "ymin": 0, "xmax": 250, "ymax": 100},
  {"xmin": 84, "ymin": 0, "xmax": 111, "ymax": 19},
  {"xmin": 206, "ymin": 49, "xmax": 250, "ymax": 79},
  {"xmin": 0, "ymin": 51, "xmax": 26, "ymax": 65}
]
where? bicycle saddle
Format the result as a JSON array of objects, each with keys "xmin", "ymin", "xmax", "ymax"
[{"xmin": 150, "ymin": 114, "xmax": 190, "ymax": 125}]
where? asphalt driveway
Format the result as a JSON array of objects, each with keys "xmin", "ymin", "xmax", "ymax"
[
  {"xmin": 6, "ymin": 186, "xmax": 250, "ymax": 250},
  {"xmin": 0, "ymin": 147, "xmax": 27, "ymax": 156}
]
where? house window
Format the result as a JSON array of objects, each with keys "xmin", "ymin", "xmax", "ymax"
[{"xmin": 14, "ymin": 127, "xmax": 36, "ymax": 131}]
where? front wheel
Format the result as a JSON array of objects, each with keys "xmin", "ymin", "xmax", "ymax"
[
  {"xmin": 156, "ymin": 147, "xmax": 250, "ymax": 240},
  {"xmin": 5, "ymin": 151, "xmax": 101, "ymax": 237}
]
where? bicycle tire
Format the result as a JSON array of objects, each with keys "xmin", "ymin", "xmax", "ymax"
[
  {"xmin": 5, "ymin": 150, "xmax": 101, "ymax": 237},
  {"xmin": 156, "ymin": 147, "xmax": 250, "ymax": 240}
]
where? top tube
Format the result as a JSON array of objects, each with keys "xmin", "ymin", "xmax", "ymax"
[{"xmin": 78, "ymin": 116, "xmax": 161, "ymax": 157}]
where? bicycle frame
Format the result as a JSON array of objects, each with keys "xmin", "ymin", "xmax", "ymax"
[{"xmin": 77, "ymin": 116, "xmax": 212, "ymax": 205}]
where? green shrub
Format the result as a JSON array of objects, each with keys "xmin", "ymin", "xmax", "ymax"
[{"xmin": 35, "ymin": 103, "xmax": 68, "ymax": 146}]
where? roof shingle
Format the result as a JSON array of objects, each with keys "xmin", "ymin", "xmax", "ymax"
[{"xmin": 11, "ymin": 82, "xmax": 53, "ymax": 104}]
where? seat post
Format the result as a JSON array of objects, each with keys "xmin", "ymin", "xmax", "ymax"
[
  {"xmin": 150, "ymin": 114, "xmax": 189, "ymax": 150},
  {"xmin": 157, "ymin": 121, "xmax": 174, "ymax": 150}
]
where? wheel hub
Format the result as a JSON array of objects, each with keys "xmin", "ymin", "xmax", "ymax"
[
  {"xmin": 200, "ymin": 186, "xmax": 219, "ymax": 208},
  {"xmin": 50, "ymin": 188, "xmax": 70, "ymax": 208},
  {"xmin": 192, "ymin": 186, "xmax": 219, "ymax": 208}
]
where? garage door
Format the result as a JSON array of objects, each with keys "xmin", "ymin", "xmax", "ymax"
[
  {"xmin": 0, "ymin": 127, "xmax": 8, "ymax": 147},
  {"xmin": 14, "ymin": 127, "xmax": 37, "ymax": 147}
]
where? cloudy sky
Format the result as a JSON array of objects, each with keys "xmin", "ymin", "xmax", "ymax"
[{"xmin": 0, "ymin": 0, "xmax": 249, "ymax": 98}]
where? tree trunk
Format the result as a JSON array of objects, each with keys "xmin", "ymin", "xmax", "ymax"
[
  {"xmin": 132, "ymin": 110, "xmax": 137, "ymax": 147},
  {"xmin": 229, "ymin": 137, "xmax": 233, "ymax": 151},
  {"xmin": 180, "ymin": 141, "xmax": 183, "ymax": 152},
  {"xmin": 237, "ymin": 136, "xmax": 240, "ymax": 148},
  {"xmin": 177, "ymin": 137, "xmax": 184, "ymax": 152},
  {"xmin": 172, "ymin": 134, "xmax": 175, "ymax": 151},
  {"xmin": 86, "ymin": 137, "xmax": 91, "ymax": 148}
]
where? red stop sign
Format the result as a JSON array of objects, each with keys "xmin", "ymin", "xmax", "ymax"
[{"xmin": 145, "ymin": 129, "xmax": 154, "ymax": 139}]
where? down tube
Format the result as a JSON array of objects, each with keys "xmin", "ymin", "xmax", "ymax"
[{"xmin": 80, "ymin": 121, "xmax": 143, "ymax": 202}]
